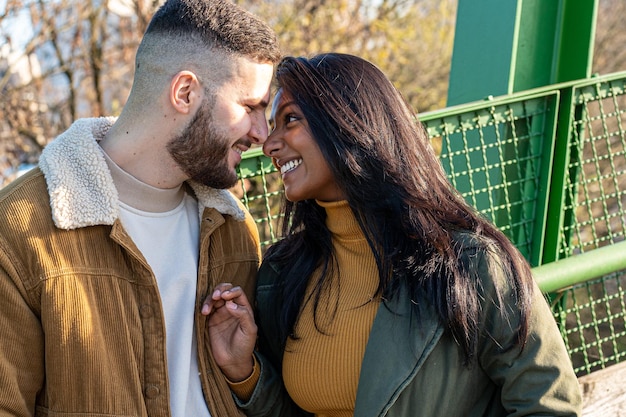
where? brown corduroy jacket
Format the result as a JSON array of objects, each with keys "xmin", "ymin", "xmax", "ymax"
[{"xmin": 0, "ymin": 118, "xmax": 261, "ymax": 417}]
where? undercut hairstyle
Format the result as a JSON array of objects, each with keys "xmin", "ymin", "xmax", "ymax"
[
  {"xmin": 129, "ymin": 0, "xmax": 280, "ymax": 105},
  {"xmin": 266, "ymin": 53, "xmax": 535, "ymax": 366}
]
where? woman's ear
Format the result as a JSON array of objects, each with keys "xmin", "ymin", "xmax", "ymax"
[{"xmin": 169, "ymin": 70, "xmax": 201, "ymax": 115}]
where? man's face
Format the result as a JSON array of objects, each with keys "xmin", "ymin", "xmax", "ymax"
[{"xmin": 167, "ymin": 59, "xmax": 273, "ymax": 189}]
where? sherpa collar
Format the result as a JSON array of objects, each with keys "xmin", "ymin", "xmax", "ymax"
[{"xmin": 39, "ymin": 117, "xmax": 245, "ymax": 230}]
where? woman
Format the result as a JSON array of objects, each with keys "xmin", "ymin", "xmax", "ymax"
[{"xmin": 205, "ymin": 53, "xmax": 582, "ymax": 416}]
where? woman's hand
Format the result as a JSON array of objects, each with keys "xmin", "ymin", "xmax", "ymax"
[{"xmin": 202, "ymin": 283, "xmax": 257, "ymax": 382}]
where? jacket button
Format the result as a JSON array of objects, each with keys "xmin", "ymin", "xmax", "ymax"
[
  {"xmin": 139, "ymin": 305, "xmax": 153, "ymax": 318},
  {"xmin": 145, "ymin": 384, "xmax": 160, "ymax": 398}
]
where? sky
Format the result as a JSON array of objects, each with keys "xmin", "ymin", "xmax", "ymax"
[
  {"xmin": 1, "ymin": 0, "xmax": 35, "ymax": 51},
  {"xmin": 1, "ymin": 0, "xmax": 136, "ymax": 53}
]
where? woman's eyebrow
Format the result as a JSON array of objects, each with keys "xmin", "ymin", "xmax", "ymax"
[{"xmin": 269, "ymin": 100, "xmax": 297, "ymax": 127}]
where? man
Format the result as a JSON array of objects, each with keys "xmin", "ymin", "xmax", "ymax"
[{"xmin": 0, "ymin": 0, "xmax": 280, "ymax": 415}]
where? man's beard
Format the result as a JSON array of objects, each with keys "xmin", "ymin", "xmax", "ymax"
[{"xmin": 167, "ymin": 98, "xmax": 238, "ymax": 189}]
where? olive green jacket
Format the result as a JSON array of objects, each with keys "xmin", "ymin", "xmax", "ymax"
[
  {"xmin": 240, "ymin": 236, "xmax": 582, "ymax": 416},
  {"xmin": 0, "ymin": 118, "xmax": 261, "ymax": 417}
]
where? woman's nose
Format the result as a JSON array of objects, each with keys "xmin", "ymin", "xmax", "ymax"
[{"xmin": 263, "ymin": 130, "xmax": 282, "ymax": 157}]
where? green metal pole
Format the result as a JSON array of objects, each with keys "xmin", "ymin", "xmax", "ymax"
[
  {"xmin": 533, "ymin": 240, "xmax": 626, "ymax": 293},
  {"xmin": 540, "ymin": 1, "xmax": 599, "ymax": 264}
]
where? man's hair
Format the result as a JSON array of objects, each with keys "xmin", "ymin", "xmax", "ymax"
[
  {"xmin": 129, "ymin": 0, "xmax": 280, "ymax": 105},
  {"xmin": 144, "ymin": 0, "xmax": 280, "ymax": 63}
]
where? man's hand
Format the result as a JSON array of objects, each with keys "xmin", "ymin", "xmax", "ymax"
[{"xmin": 202, "ymin": 283, "xmax": 257, "ymax": 382}]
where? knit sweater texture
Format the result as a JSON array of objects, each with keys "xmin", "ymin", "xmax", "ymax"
[{"xmin": 282, "ymin": 200, "xmax": 380, "ymax": 416}]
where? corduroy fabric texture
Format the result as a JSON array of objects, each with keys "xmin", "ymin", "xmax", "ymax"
[{"xmin": 0, "ymin": 118, "xmax": 262, "ymax": 417}]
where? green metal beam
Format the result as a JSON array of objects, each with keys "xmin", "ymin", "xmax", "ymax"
[
  {"xmin": 447, "ymin": 0, "xmax": 519, "ymax": 106},
  {"xmin": 447, "ymin": 0, "xmax": 597, "ymax": 106},
  {"xmin": 512, "ymin": 0, "xmax": 561, "ymax": 92},
  {"xmin": 553, "ymin": 0, "xmax": 598, "ymax": 83}
]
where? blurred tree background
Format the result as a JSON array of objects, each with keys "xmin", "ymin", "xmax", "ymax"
[{"xmin": 0, "ymin": 0, "xmax": 625, "ymax": 185}]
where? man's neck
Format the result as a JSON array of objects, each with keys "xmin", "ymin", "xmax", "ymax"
[{"xmin": 101, "ymin": 146, "xmax": 186, "ymax": 212}]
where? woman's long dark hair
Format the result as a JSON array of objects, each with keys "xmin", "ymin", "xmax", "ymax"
[{"xmin": 265, "ymin": 53, "xmax": 534, "ymax": 364}]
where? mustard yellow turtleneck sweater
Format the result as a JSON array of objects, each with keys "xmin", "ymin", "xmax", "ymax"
[{"xmin": 282, "ymin": 200, "xmax": 380, "ymax": 417}]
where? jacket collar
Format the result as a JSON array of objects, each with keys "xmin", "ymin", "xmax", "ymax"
[{"xmin": 38, "ymin": 117, "xmax": 245, "ymax": 230}]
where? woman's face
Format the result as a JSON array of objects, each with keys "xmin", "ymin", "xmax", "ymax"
[{"xmin": 263, "ymin": 89, "xmax": 345, "ymax": 202}]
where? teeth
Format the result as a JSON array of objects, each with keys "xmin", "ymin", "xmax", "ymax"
[
  {"xmin": 234, "ymin": 147, "xmax": 243, "ymax": 155},
  {"xmin": 280, "ymin": 158, "xmax": 302, "ymax": 175}
]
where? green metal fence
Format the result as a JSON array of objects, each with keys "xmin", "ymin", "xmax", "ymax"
[
  {"xmin": 542, "ymin": 73, "xmax": 626, "ymax": 376},
  {"xmin": 233, "ymin": 71, "xmax": 626, "ymax": 377}
]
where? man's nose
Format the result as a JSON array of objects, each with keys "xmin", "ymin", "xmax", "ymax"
[{"xmin": 249, "ymin": 116, "xmax": 269, "ymax": 144}]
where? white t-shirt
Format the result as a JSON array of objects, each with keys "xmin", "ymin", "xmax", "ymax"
[
  {"xmin": 120, "ymin": 196, "xmax": 209, "ymax": 417},
  {"xmin": 103, "ymin": 149, "xmax": 211, "ymax": 417}
]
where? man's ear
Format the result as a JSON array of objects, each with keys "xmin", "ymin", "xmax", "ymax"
[{"xmin": 170, "ymin": 70, "xmax": 200, "ymax": 115}]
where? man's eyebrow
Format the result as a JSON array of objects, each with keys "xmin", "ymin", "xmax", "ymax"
[
  {"xmin": 257, "ymin": 97, "xmax": 270, "ymax": 109},
  {"xmin": 243, "ymin": 98, "xmax": 267, "ymax": 112}
]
